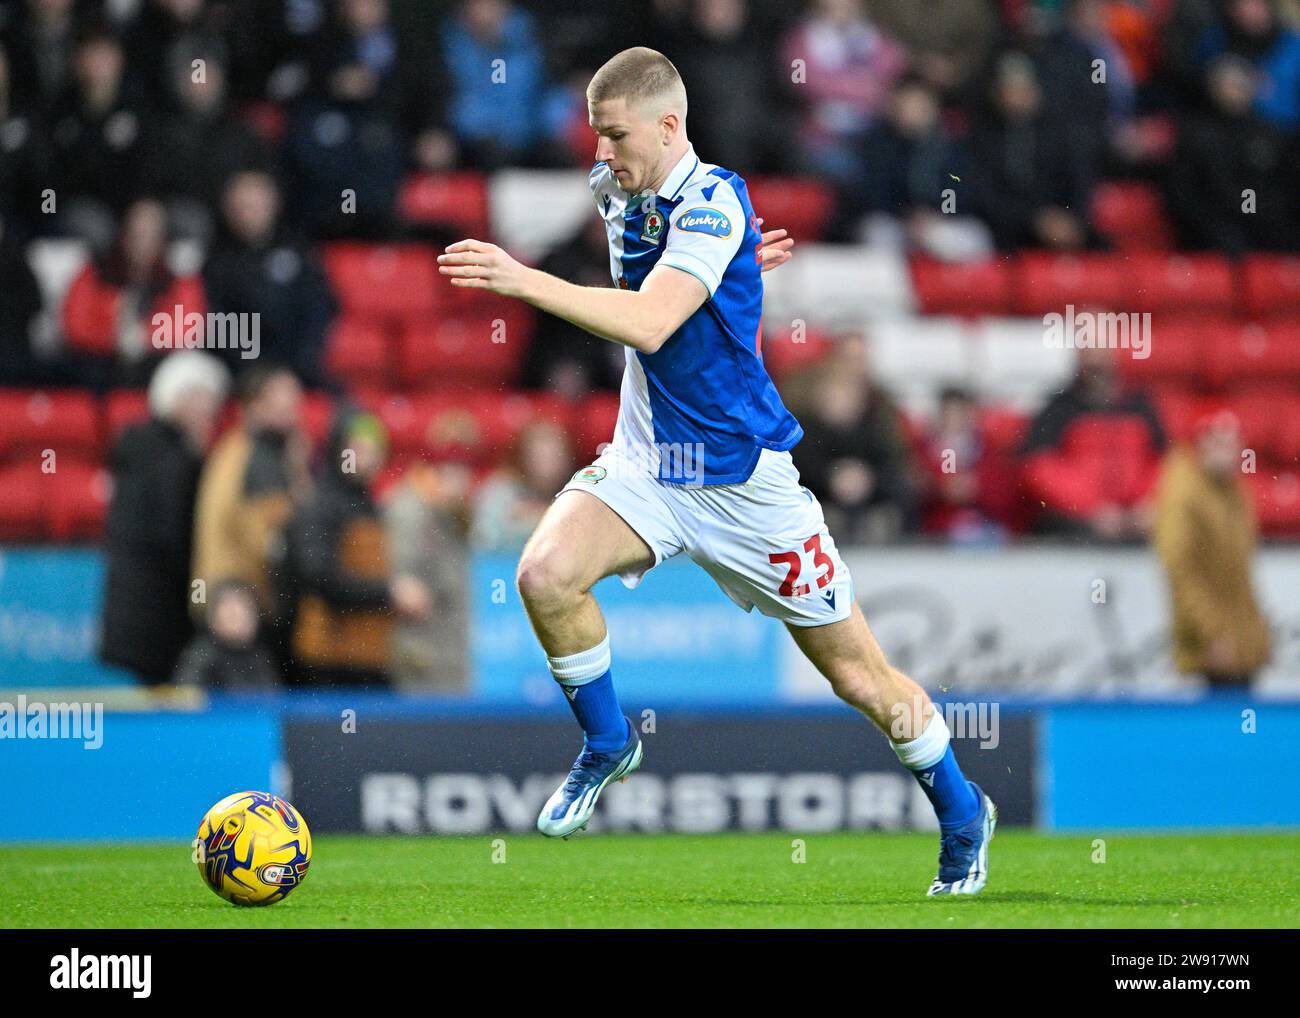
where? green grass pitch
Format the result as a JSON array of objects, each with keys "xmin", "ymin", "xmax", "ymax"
[{"xmin": 3, "ymin": 831, "xmax": 1298, "ymax": 928}]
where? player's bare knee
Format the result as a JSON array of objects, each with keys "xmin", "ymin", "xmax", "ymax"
[
  {"xmin": 516, "ymin": 544, "xmax": 584, "ymax": 613},
  {"xmin": 827, "ymin": 659, "xmax": 892, "ymax": 711}
]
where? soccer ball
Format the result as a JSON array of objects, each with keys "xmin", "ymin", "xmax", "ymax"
[{"xmin": 194, "ymin": 791, "xmax": 312, "ymax": 906}]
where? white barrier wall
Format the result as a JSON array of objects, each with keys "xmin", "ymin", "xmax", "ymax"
[{"xmin": 783, "ymin": 546, "xmax": 1300, "ymax": 699}]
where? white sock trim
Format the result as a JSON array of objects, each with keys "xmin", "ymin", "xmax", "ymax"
[
  {"xmin": 892, "ymin": 710, "xmax": 950, "ymax": 771},
  {"xmin": 547, "ymin": 635, "xmax": 611, "ymax": 686}
]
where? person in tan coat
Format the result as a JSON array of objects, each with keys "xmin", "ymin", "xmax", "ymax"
[
  {"xmin": 191, "ymin": 366, "xmax": 310, "ymax": 675},
  {"xmin": 1153, "ymin": 408, "xmax": 1272, "ymax": 688}
]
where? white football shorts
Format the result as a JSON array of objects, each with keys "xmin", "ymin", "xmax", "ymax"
[{"xmin": 558, "ymin": 445, "xmax": 854, "ymax": 627}]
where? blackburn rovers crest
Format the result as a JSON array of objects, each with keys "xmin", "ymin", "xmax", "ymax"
[{"xmin": 640, "ymin": 209, "xmax": 665, "ymax": 243}]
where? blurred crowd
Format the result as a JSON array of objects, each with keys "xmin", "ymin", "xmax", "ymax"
[{"xmin": 0, "ymin": 0, "xmax": 1291, "ymax": 691}]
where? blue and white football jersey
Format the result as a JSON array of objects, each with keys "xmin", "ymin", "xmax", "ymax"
[{"xmin": 590, "ymin": 145, "xmax": 803, "ymax": 485}]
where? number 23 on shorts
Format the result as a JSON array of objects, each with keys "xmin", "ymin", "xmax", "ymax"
[{"xmin": 768, "ymin": 533, "xmax": 835, "ymax": 597}]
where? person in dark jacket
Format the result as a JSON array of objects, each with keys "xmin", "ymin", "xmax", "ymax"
[
  {"xmin": 99, "ymin": 351, "xmax": 229, "ymax": 685},
  {"xmin": 0, "ymin": 213, "xmax": 50, "ymax": 387},
  {"xmin": 202, "ymin": 169, "xmax": 339, "ymax": 388},
  {"xmin": 284, "ymin": 408, "xmax": 430, "ymax": 688},
  {"xmin": 790, "ymin": 334, "xmax": 918, "ymax": 544},
  {"xmin": 173, "ymin": 579, "xmax": 281, "ymax": 690}
]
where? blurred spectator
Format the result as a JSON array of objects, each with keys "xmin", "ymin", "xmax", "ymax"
[
  {"xmin": 1020, "ymin": 344, "xmax": 1167, "ymax": 541},
  {"xmin": 191, "ymin": 364, "xmax": 309, "ymax": 676},
  {"xmin": 384, "ymin": 460, "xmax": 473, "ymax": 691},
  {"xmin": 143, "ymin": 45, "xmax": 272, "ymax": 244},
  {"xmin": 871, "ymin": 0, "xmax": 998, "ymax": 97},
  {"xmin": 202, "ymin": 169, "xmax": 338, "ymax": 387},
  {"xmin": 285, "ymin": 407, "xmax": 431, "ymax": 687},
  {"xmin": 1194, "ymin": 0, "xmax": 1300, "ymax": 129},
  {"xmin": 1167, "ymin": 53, "xmax": 1300, "ymax": 252},
  {"xmin": 791, "ymin": 334, "xmax": 916, "ymax": 543},
  {"xmin": 471, "ymin": 420, "xmax": 577, "ymax": 552},
  {"xmin": 442, "ymin": 0, "xmax": 566, "ymax": 168},
  {"xmin": 673, "ymin": 0, "xmax": 773, "ymax": 173},
  {"xmin": 125, "ymin": 0, "xmax": 232, "ymax": 105},
  {"xmin": 0, "ymin": 212, "xmax": 48, "ymax": 386},
  {"xmin": 285, "ymin": 0, "xmax": 407, "ymax": 237},
  {"xmin": 100, "ymin": 350, "xmax": 230, "ymax": 686},
  {"xmin": 172, "ymin": 578, "xmax": 281, "ymax": 690},
  {"xmin": 0, "ymin": 42, "xmax": 54, "ymax": 238},
  {"xmin": 47, "ymin": 23, "xmax": 149, "ymax": 248},
  {"xmin": 917, "ymin": 386, "xmax": 1021, "ymax": 543},
  {"xmin": 847, "ymin": 74, "xmax": 969, "ymax": 244},
  {"xmin": 520, "ymin": 216, "xmax": 626, "ymax": 398},
  {"xmin": 968, "ymin": 50, "xmax": 1099, "ymax": 250},
  {"xmin": 61, "ymin": 197, "xmax": 207, "ymax": 389},
  {"xmin": 1035, "ymin": 0, "xmax": 1136, "ymax": 156},
  {"xmin": 1, "ymin": 0, "xmax": 80, "ymax": 114},
  {"xmin": 1153, "ymin": 408, "xmax": 1271, "ymax": 688},
  {"xmin": 781, "ymin": 0, "xmax": 908, "ymax": 184}
]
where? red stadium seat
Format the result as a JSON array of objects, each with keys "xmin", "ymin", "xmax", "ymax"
[
  {"xmin": 299, "ymin": 392, "xmax": 338, "ymax": 453},
  {"xmin": 745, "ymin": 177, "xmax": 835, "ymax": 242},
  {"xmin": 1203, "ymin": 322, "xmax": 1300, "ymax": 386},
  {"xmin": 1153, "ymin": 388, "xmax": 1206, "ymax": 444},
  {"xmin": 398, "ymin": 308, "xmax": 532, "ymax": 389},
  {"xmin": 0, "ymin": 462, "xmax": 47, "ymax": 540},
  {"xmin": 398, "ymin": 172, "xmax": 490, "ymax": 239},
  {"xmin": 375, "ymin": 390, "xmax": 574, "ymax": 466},
  {"xmin": 1276, "ymin": 396, "xmax": 1300, "ymax": 467},
  {"xmin": 910, "ymin": 257, "xmax": 1015, "ymax": 316},
  {"xmin": 1090, "ymin": 181, "xmax": 1174, "ymax": 251},
  {"xmin": 1118, "ymin": 318, "xmax": 1208, "ymax": 387},
  {"xmin": 0, "ymin": 390, "xmax": 101, "ymax": 466},
  {"xmin": 1244, "ymin": 471, "xmax": 1300, "ymax": 537},
  {"xmin": 759, "ymin": 326, "xmax": 833, "ymax": 381},
  {"xmin": 325, "ymin": 316, "xmax": 392, "ymax": 389},
  {"xmin": 49, "ymin": 462, "xmax": 111, "ymax": 541},
  {"xmin": 1240, "ymin": 255, "xmax": 1300, "ymax": 318},
  {"xmin": 103, "ymin": 390, "xmax": 150, "ymax": 443},
  {"xmin": 1224, "ymin": 387, "xmax": 1296, "ymax": 465},
  {"xmin": 1128, "ymin": 253, "xmax": 1234, "ymax": 314},
  {"xmin": 978, "ymin": 408, "xmax": 1030, "ymax": 453},
  {"xmin": 574, "ymin": 392, "xmax": 621, "ymax": 461},
  {"xmin": 322, "ymin": 244, "xmax": 444, "ymax": 321},
  {"xmin": 1014, "ymin": 253, "xmax": 1130, "ymax": 316}
]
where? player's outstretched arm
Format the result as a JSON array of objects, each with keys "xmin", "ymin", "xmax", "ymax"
[{"xmin": 437, "ymin": 238, "xmax": 707, "ymax": 354}]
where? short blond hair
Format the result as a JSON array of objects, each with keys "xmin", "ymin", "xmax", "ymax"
[{"xmin": 587, "ymin": 47, "xmax": 687, "ymax": 119}]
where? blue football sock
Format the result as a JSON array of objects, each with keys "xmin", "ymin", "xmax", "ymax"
[
  {"xmin": 892, "ymin": 710, "xmax": 980, "ymax": 830},
  {"xmin": 547, "ymin": 636, "xmax": 628, "ymax": 753}
]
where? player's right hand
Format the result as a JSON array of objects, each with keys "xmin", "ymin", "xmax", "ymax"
[{"xmin": 437, "ymin": 239, "xmax": 531, "ymax": 297}]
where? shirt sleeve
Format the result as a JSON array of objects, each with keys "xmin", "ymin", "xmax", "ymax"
[{"xmin": 657, "ymin": 180, "xmax": 745, "ymax": 298}]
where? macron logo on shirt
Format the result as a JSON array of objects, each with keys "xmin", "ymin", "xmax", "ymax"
[{"xmin": 677, "ymin": 207, "xmax": 732, "ymax": 238}]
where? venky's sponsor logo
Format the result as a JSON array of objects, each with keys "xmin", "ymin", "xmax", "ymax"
[{"xmin": 676, "ymin": 207, "xmax": 732, "ymax": 238}]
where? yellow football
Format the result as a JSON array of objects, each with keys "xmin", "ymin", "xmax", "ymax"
[{"xmin": 194, "ymin": 791, "xmax": 312, "ymax": 906}]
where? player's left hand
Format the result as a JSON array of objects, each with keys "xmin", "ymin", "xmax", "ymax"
[
  {"xmin": 756, "ymin": 218, "xmax": 793, "ymax": 273},
  {"xmin": 437, "ymin": 239, "xmax": 530, "ymax": 296}
]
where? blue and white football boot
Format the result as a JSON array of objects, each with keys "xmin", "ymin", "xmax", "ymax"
[
  {"xmin": 926, "ymin": 782, "xmax": 998, "ymax": 896},
  {"xmin": 536, "ymin": 718, "xmax": 642, "ymax": 838}
]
